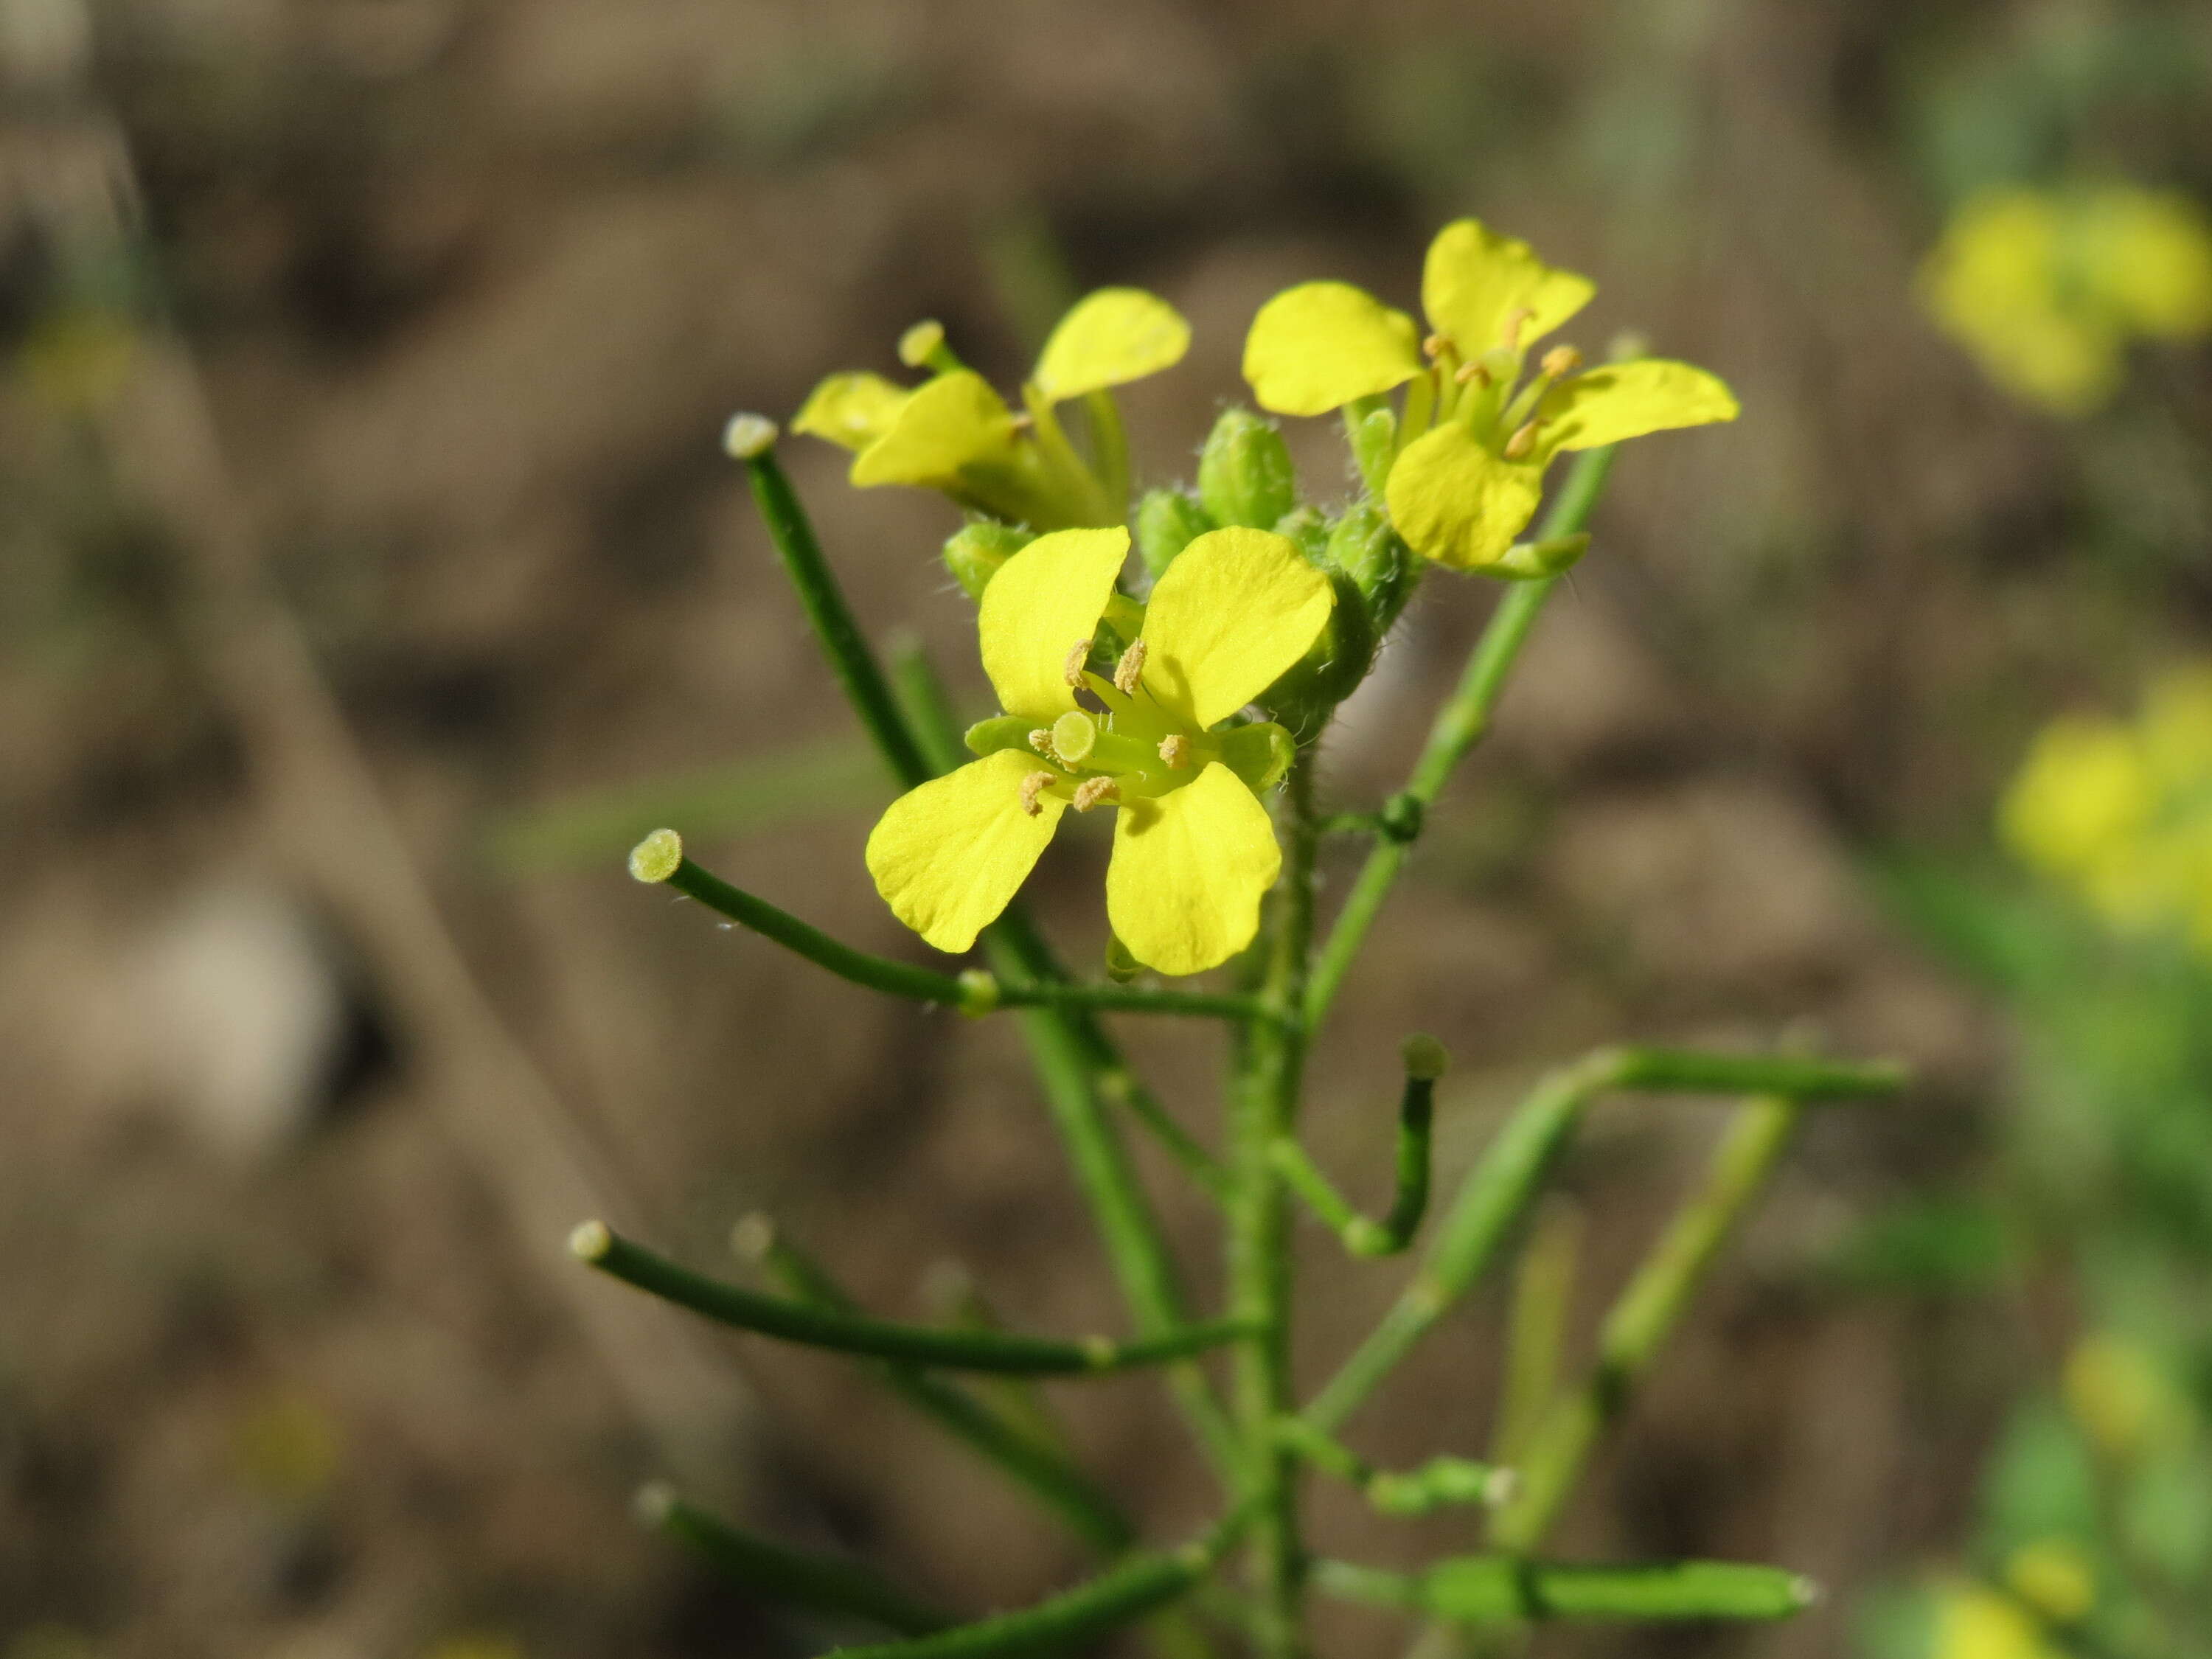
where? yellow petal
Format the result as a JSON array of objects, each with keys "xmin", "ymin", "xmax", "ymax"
[
  {"xmin": 2078, "ymin": 187, "xmax": 2212, "ymax": 340},
  {"xmin": 978, "ymin": 525, "xmax": 1132, "ymax": 722},
  {"xmin": 1107, "ymin": 763, "xmax": 1279, "ymax": 975},
  {"xmin": 851, "ymin": 370, "xmax": 1021, "ymax": 489},
  {"xmin": 866, "ymin": 751, "xmax": 1066, "ymax": 954},
  {"xmin": 792, "ymin": 371, "xmax": 912, "ymax": 453},
  {"xmin": 1534, "ymin": 360, "xmax": 1739, "ymax": 456},
  {"xmin": 1032, "ymin": 288, "xmax": 1192, "ymax": 403},
  {"xmin": 1422, "ymin": 218, "xmax": 1594, "ymax": 355},
  {"xmin": 1138, "ymin": 526, "xmax": 1334, "ymax": 728},
  {"xmin": 1384, "ymin": 423, "xmax": 1543, "ymax": 570},
  {"xmin": 1242, "ymin": 282, "xmax": 1422, "ymax": 417}
]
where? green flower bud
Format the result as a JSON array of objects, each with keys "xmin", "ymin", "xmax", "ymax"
[
  {"xmin": 1273, "ymin": 505, "xmax": 1329, "ymax": 563},
  {"xmin": 1197, "ymin": 406, "xmax": 1295, "ymax": 530},
  {"xmin": 1326, "ymin": 500, "xmax": 1408, "ymax": 617},
  {"xmin": 943, "ymin": 521, "xmax": 1036, "ymax": 600},
  {"xmin": 1486, "ymin": 532, "xmax": 1590, "ymax": 582},
  {"xmin": 1346, "ymin": 398, "xmax": 1397, "ymax": 495},
  {"xmin": 1260, "ymin": 570, "xmax": 1377, "ymax": 740},
  {"xmin": 1135, "ymin": 487, "xmax": 1214, "ymax": 580}
]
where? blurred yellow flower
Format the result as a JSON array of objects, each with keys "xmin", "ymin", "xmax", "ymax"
[
  {"xmin": 2003, "ymin": 1538, "xmax": 2096, "ymax": 1624},
  {"xmin": 2002, "ymin": 667, "xmax": 2212, "ymax": 951},
  {"xmin": 1241, "ymin": 218, "xmax": 1736, "ymax": 571},
  {"xmin": 1932, "ymin": 1584, "xmax": 2063, "ymax": 1659},
  {"xmin": 1919, "ymin": 184, "xmax": 2212, "ymax": 417},
  {"xmin": 866, "ymin": 524, "xmax": 1328, "ymax": 975},
  {"xmin": 793, "ymin": 288, "xmax": 1188, "ymax": 529},
  {"xmin": 2063, "ymin": 1333, "xmax": 2191, "ymax": 1463}
]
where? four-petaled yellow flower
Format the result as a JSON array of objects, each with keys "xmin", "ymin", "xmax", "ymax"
[
  {"xmin": 1240, "ymin": 218, "xmax": 1737, "ymax": 571},
  {"xmin": 866, "ymin": 524, "xmax": 1332, "ymax": 975},
  {"xmin": 1919, "ymin": 184, "xmax": 2212, "ymax": 417},
  {"xmin": 793, "ymin": 289, "xmax": 1189, "ymax": 529}
]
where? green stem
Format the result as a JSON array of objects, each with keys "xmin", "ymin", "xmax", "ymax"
[
  {"xmin": 1488, "ymin": 1096, "xmax": 1804, "ymax": 1553},
  {"xmin": 1084, "ymin": 389, "xmax": 1132, "ymax": 511},
  {"xmin": 1272, "ymin": 1419, "xmax": 1507, "ymax": 1518},
  {"xmin": 573, "ymin": 1222, "xmax": 1251, "ymax": 1375},
  {"xmin": 1269, "ymin": 1045, "xmax": 1438, "ymax": 1259},
  {"xmin": 1608, "ymin": 1046, "xmax": 1907, "ymax": 1099},
  {"xmin": 740, "ymin": 1218, "xmax": 1135, "ymax": 1554},
  {"xmin": 638, "ymin": 1483, "xmax": 949, "ymax": 1635},
  {"xmin": 825, "ymin": 1513, "xmax": 1251, "ymax": 1659},
  {"xmin": 998, "ymin": 981, "xmax": 1275, "ymax": 1023},
  {"xmin": 737, "ymin": 439, "xmax": 932, "ymax": 789},
  {"xmin": 1313, "ymin": 1557, "xmax": 1817, "ymax": 1624},
  {"xmin": 1230, "ymin": 759, "xmax": 1321, "ymax": 1656},
  {"xmin": 1304, "ymin": 448, "xmax": 1618, "ymax": 1035},
  {"xmin": 1491, "ymin": 1201, "xmax": 1582, "ymax": 1468}
]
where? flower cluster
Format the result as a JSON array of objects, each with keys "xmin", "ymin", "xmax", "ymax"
[
  {"xmin": 2001, "ymin": 665, "xmax": 2212, "ymax": 951},
  {"xmin": 796, "ymin": 220, "xmax": 1739, "ymax": 973},
  {"xmin": 1919, "ymin": 184, "xmax": 2212, "ymax": 417}
]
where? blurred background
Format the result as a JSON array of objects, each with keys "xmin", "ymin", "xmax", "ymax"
[{"xmin": 4, "ymin": 0, "xmax": 2211, "ymax": 1655}]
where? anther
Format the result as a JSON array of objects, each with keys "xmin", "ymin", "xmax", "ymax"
[
  {"xmin": 1540, "ymin": 344, "xmax": 1583, "ymax": 378},
  {"xmin": 1029, "ymin": 728, "xmax": 1056, "ymax": 759},
  {"xmin": 1503, "ymin": 419, "xmax": 1541, "ymax": 460},
  {"xmin": 1064, "ymin": 639, "xmax": 1092, "ymax": 687},
  {"xmin": 1455, "ymin": 360, "xmax": 1490, "ymax": 386},
  {"xmin": 1019, "ymin": 771, "xmax": 1055, "ymax": 817},
  {"xmin": 1499, "ymin": 306, "xmax": 1535, "ymax": 352},
  {"xmin": 1113, "ymin": 638, "xmax": 1147, "ymax": 695},
  {"xmin": 1072, "ymin": 777, "xmax": 1120, "ymax": 813},
  {"xmin": 1422, "ymin": 333, "xmax": 1450, "ymax": 359},
  {"xmin": 1158, "ymin": 734, "xmax": 1191, "ymax": 769}
]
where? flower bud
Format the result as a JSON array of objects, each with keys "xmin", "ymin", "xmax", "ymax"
[
  {"xmin": 1135, "ymin": 487, "xmax": 1212, "ymax": 580},
  {"xmin": 1487, "ymin": 532, "xmax": 1590, "ymax": 582},
  {"xmin": 1273, "ymin": 505, "xmax": 1328, "ymax": 563},
  {"xmin": 1326, "ymin": 500, "xmax": 1408, "ymax": 615},
  {"xmin": 1348, "ymin": 402, "xmax": 1397, "ymax": 495},
  {"xmin": 1197, "ymin": 406, "xmax": 1296, "ymax": 530},
  {"xmin": 943, "ymin": 521, "xmax": 1035, "ymax": 600}
]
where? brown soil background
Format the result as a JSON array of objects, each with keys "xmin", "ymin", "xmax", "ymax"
[{"xmin": 4, "ymin": 1, "xmax": 2208, "ymax": 1655}]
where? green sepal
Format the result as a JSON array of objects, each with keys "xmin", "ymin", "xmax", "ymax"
[
  {"xmin": 1326, "ymin": 500, "xmax": 1411, "ymax": 621},
  {"xmin": 944, "ymin": 521, "xmax": 1037, "ymax": 600},
  {"xmin": 1485, "ymin": 533, "xmax": 1591, "ymax": 582},
  {"xmin": 966, "ymin": 717, "xmax": 1043, "ymax": 758},
  {"xmin": 1220, "ymin": 721, "xmax": 1295, "ymax": 793},
  {"xmin": 1197, "ymin": 406, "xmax": 1296, "ymax": 529},
  {"xmin": 1105, "ymin": 934, "xmax": 1143, "ymax": 983},
  {"xmin": 1346, "ymin": 395, "xmax": 1398, "ymax": 495},
  {"xmin": 1262, "ymin": 569, "xmax": 1377, "ymax": 738},
  {"xmin": 1273, "ymin": 504, "xmax": 1329, "ymax": 563},
  {"xmin": 1135, "ymin": 487, "xmax": 1214, "ymax": 580}
]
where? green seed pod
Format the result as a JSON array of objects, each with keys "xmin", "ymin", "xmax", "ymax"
[
  {"xmin": 943, "ymin": 521, "xmax": 1036, "ymax": 600},
  {"xmin": 1197, "ymin": 406, "xmax": 1295, "ymax": 530},
  {"xmin": 1135, "ymin": 487, "xmax": 1212, "ymax": 580}
]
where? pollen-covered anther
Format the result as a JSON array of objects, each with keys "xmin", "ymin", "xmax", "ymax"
[
  {"xmin": 1029, "ymin": 728, "xmax": 1055, "ymax": 759},
  {"xmin": 1422, "ymin": 332, "xmax": 1450, "ymax": 359},
  {"xmin": 1503, "ymin": 419, "xmax": 1543, "ymax": 460},
  {"xmin": 1072, "ymin": 776, "xmax": 1120, "ymax": 813},
  {"xmin": 1540, "ymin": 344, "xmax": 1583, "ymax": 378},
  {"xmin": 1064, "ymin": 638, "xmax": 1093, "ymax": 687},
  {"xmin": 1113, "ymin": 638, "xmax": 1147, "ymax": 695},
  {"xmin": 1019, "ymin": 771, "xmax": 1056, "ymax": 817},
  {"xmin": 1499, "ymin": 305, "xmax": 1536, "ymax": 352},
  {"xmin": 1454, "ymin": 360, "xmax": 1491, "ymax": 386},
  {"xmin": 1158, "ymin": 734, "xmax": 1191, "ymax": 769}
]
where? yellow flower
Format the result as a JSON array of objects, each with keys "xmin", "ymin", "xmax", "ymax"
[
  {"xmin": 1240, "ymin": 218, "xmax": 1736, "ymax": 571},
  {"xmin": 1919, "ymin": 184, "xmax": 2212, "ymax": 417},
  {"xmin": 793, "ymin": 289, "xmax": 1189, "ymax": 529},
  {"xmin": 866, "ymin": 524, "xmax": 1331, "ymax": 975},
  {"xmin": 2064, "ymin": 1333, "xmax": 2192, "ymax": 1462},
  {"xmin": 2003, "ymin": 1539, "xmax": 2096, "ymax": 1625},
  {"xmin": 1931, "ymin": 1584, "xmax": 2063, "ymax": 1659}
]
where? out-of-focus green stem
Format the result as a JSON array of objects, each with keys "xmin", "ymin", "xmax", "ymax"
[
  {"xmin": 734, "ymin": 434, "xmax": 933, "ymax": 789},
  {"xmin": 740, "ymin": 1217, "xmax": 1135, "ymax": 1554},
  {"xmin": 1229, "ymin": 761, "xmax": 1321, "ymax": 1656},
  {"xmin": 1272, "ymin": 1418, "xmax": 1508, "ymax": 1518},
  {"xmin": 1491, "ymin": 1201, "xmax": 1582, "ymax": 1467},
  {"xmin": 1313, "ymin": 1555, "xmax": 1818, "ymax": 1624},
  {"xmin": 637, "ymin": 1483, "xmax": 949, "ymax": 1635},
  {"xmin": 1304, "ymin": 448, "xmax": 1618, "ymax": 1034},
  {"xmin": 826, "ymin": 1510, "xmax": 1252, "ymax": 1659},
  {"xmin": 573, "ymin": 1221, "xmax": 1251, "ymax": 1375},
  {"xmin": 1488, "ymin": 1096, "xmax": 1804, "ymax": 1552},
  {"xmin": 999, "ymin": 981, "xmax": 1274, "ymax": 1023}
]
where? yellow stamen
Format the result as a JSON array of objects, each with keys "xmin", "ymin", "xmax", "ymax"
[
  {"xmin": 1113, "ymin": 638, "xmax": 1147, "ymax": 695},
  {"xmin": 1158, "ymin": 734, "xmax": 1191, "ymax": 769},
  {"xmin": 1503, "ymin": 419, "xmax": 1541, "ymax": 459},
  {"xmin": 1064, "ymin": 639, "xmax": 1093, "ymax": 687},
  {"xmin": 1499, "ymin": 306, "xmax": 1535, "ymax": 352},
  {"xmin": 1072, "ymin": 776, "xmax": 1120, "ymax": 813},
  {"xmin": 1455, "ymin": 360, "xmax": 1490, "ymax": 386},
  {"xmin": 1028, "ymin": 728, "xmax": 1055, "ymax": 759},
  {"xmin": 1422, "ymin": 333, "xmax": 1450, "ymax": 359},
  {"xmin": 1019, "ymin": 771, "xmax": 1055, "ymax": 817},
  {"xmin": 1540, "ymin": 344, "xmax": 1582, "ymax": 378}
]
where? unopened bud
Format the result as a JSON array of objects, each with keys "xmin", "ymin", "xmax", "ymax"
[
  {"xmin": 897, "ymin": 319, "xmax": 947, "ymax": 368},
  {"xmin": 1135, "ymin": 487, "xmax": 1214, "ymax": 579},
  {"xmin": 943, "ymin": 521, "xmax": 1034, "ymax": 600},
  {"xmin": 633, "ymin": 1481, "xmax": 679, "ymax": 1527},
  {"xmin": 568, "ymin": 1219, "xmax": 613, "ymax": 1261},
  {"xmin": 628, "ymin": 828, "xmax": 684, "ymax": 884},
  {"xmin": 1402, "ymin": 1034, "xmax": 1450, "ymax": 1081},
  {"xmin": 1326, "ymin": 501, "xmax": 1404, "ymax": 610},
  {"xmin": 721, "ymin": 413, "xmax": 778, "ymax": 460},
  {"xmin": 730, "ymin": 1213, "xmax": 776, "ymax": 1262},
  {"xmin": 1197, "ymin": 406, "xmax": 1296, "ymax": 530},
  {"xmin": 956, "ymin": 968, "xmax": 1000, "ymax": 1016}
]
